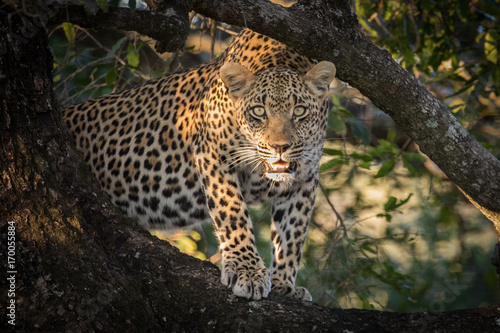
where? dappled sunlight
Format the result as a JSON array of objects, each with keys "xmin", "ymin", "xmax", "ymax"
[
  {"xmin": 50, "ymin": 2, "xmax": 500, "ymax": 312},
  {"xmin": 152, "ymin": 229, "xmax": 208, "ymax": 261},
  {"xmin": 302, "ymin": 139, "xmax": 497, "ymax": 311}
]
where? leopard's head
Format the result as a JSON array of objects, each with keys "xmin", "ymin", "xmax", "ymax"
[{"xmin": 220, "ymin": 61, "xmax": 336, "ymax": 183}]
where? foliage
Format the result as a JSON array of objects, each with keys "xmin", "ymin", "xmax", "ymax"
[
  {"xmin": 49, "ymin": 2, "xmax": 499, "ymax": 312},
  {"xmin": 51, "ymin": 24, "xmax": 168, "ymax": 107},
  {"xmin": 355, "ymin": 0, "xmax": 500, "ymax": 157}
]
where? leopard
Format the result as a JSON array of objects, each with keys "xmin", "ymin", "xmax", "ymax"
[{"xmin": 63, "ymin": 29, "xmax": 336, "ymax": 301}]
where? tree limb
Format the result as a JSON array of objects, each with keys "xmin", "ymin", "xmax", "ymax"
[
  {"xmin": 188, "ymin": 0, "xmax": 500, "ymax": 225},
  {"xmin": 9, "ymin": 0, "xmax": 189, "ymax": 52},
  {"xmin": 1, "ymin": 3, "xmax": 500, "ymax": 332},
  {"xmin": 37, "ymin": 0, "xmax": 500, "ymax": 223}
]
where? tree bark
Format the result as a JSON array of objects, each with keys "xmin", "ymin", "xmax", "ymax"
[
  {"xmin": 2, "ymin": 2, "xmax": 500, "ymax": 333},
  {"xmin": 188, "ymin": 0, "xmax": 500, "ymax": 230},
  {"xmin": 62, "ymin": 0, "xmax": 500, "ymax": 264},
  {"xmin": 43, "ymin": 0, "xmax": 500, "ymax": 229}
]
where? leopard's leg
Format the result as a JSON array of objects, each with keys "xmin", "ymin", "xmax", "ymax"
[
  {"xmin": 269, "ymin": 177, "xmax": 318, "ymax": 301},
  {"xmin": 198, "ymin": 156, "xmax": 271, "ymax": 300}
]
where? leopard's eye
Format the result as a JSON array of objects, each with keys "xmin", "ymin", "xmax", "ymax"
[
  {"xmin": 250, "ymin": 106, "xmax": 266, "ymax": 119},
  {"xmin": 293, "ymin": 106, "xmax": 307, "ymax": 119}
]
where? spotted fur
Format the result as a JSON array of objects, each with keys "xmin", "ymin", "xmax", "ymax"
[{"xmin": 64, "ymin": 29, "xmax": 336, "ymax": 301}]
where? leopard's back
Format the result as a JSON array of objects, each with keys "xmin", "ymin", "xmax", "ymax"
[{"xmin": 64, "ymin": 67, "xmax": 217, "ymax": 228}]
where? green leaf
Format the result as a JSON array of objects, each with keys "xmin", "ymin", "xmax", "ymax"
[
  {"xmin": 105, "ymin": 68, "xmax": 117, "ymax": 86},
  {"xmin": 402, "ymin": 152, "xmax": 426, "ymax": 163},
  {"xmin": 350, "ymin": 152, "xmax": 373, "ymax": 162},
  {"xmin": 399, "ymin": 193, "xmax": 413, "ymax": 206},
  {"xmin": 377, "ymin": 213, "xmax": 392, "ymax": 222},
  {"xmin": 346, "ymin": 117, "xmax": 371, "ymax": 146},
  {"xmin": 319, "ymin": 157, "xmax": 346, "ymax": 173},
  {"xmin": 323, "ymin": 148, "xmax": 343, "ymax": 156},
  {"xmin": 378, "ymin": 139, "xmax": 394, "ymax": 148},
  {"xmin": 485, "ymin": 32, "xmax": 498, "ymax": 64},
  {"xmin": 402, "ymin": 157, "xmax": 416, "ymax": 175},
  {"xmin": 384, "ymin": 197, "xmax": 398, "ymax": 212},
  {"xmin": 127, "ymin": 43, "xmax": 140, "ymax": 68},
  {"xmin": 106, "ymin": 37, "xmax": 127, "ymax": 58},
  {"xmin": 476, "ymin": 31, "xmax": 486, "ymax": 43},
  {"xmin": 384, "ymin": 193, "xmax": 413, "ymax": 212},
  {"xmin": 359, "ymin": 160, "xmax": 372, "ymax": 169},
  {"xmin": 328, "ymin": 114, "xmax": 346, "ymax": 134},
  {"xmin": 375, "ymin": 158, "xmax": 395, "ymax": 178},
  {"xmin": 62, "ymin": 22, "xmax": 75, "ymax": 42},
  {"xmin": 95, "ymin": 0, "xmax": 109, "ymax": 12},
  {"xmin": 330, "ymin": 93, "xmax": 341, "ymax": 107},
  {"xmin": 352, "ymin": 152, "xmax": 373, "ymax": 169}
]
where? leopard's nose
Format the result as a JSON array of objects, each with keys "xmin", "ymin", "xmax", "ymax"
[{"xmin": 270, "ymin": 142, "xmax": 290, "ymax": 155}]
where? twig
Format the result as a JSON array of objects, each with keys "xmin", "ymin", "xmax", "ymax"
[{"xmin": 319, "ymin": 182, "xmax": 348, "ymax": 240}]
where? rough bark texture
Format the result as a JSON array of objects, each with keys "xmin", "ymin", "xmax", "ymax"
[
  {"xmin": 39, "ymin": 0, "xmax": 500, "ymax": 226},
  {"xmin": 188, "ymin": 0, "xmax": 500, "ymax": 229},
  {"xmin": 1, "ymin": 1, "xmax": 500, "ymax": 332},
  {"xmin": 17, "ymin": 0, "xmax": 498, "ymax": 234},
  {"xmin": 13, "ymin": 0, "xmax": 188, "ymax": 52}
]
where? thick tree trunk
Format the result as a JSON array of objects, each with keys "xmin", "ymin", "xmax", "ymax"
[{"xmin": 1, "ymin": 3, "xmax": 500, "ymax": 333}]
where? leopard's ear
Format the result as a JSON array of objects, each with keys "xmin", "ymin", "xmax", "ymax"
[
  {"xmin": 220, "ymin": 63, "xmax": 255, "ymax": 101},
  {"xmin": 304, "ymin": 61, "xmax": 336, "ymax": 100}
]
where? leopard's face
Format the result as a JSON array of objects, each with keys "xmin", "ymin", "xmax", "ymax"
[{"xmin": 220, "ymin": 62, "xmax": 336, "ymax": 184}]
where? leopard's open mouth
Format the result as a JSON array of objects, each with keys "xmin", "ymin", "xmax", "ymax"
[{"xmin": 265, "ymin": 160, "xmax": 297, "ymax": 174}]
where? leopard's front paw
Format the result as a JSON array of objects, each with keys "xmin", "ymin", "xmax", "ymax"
[
  {"xmin": 272, "ymin": 283, "xmax": 312, "ymax": 302},
  {"xmin": 221, "ymin": 255, "xmax": 271, "ymax": 300}
]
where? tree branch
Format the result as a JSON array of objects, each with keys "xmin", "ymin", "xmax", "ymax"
[
  {"xmin": 41, "ymin": 0, "xmax": 500, "ymax": 222},
  {"xmin": 10, "ymin": 0, "xmax": 189, "ymax": 52},
  {"xmin": 2, "ymin": 3, "xmax": 500, "ymax": 331},
  {"xmin": 188, "ymin": 0, "xmax": 500, "ymax": 224}
]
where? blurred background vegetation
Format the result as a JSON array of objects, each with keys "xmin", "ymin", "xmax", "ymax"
[{"xmin": 50, "ymin": 0, "xmax": 500, "ymax": 311}]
